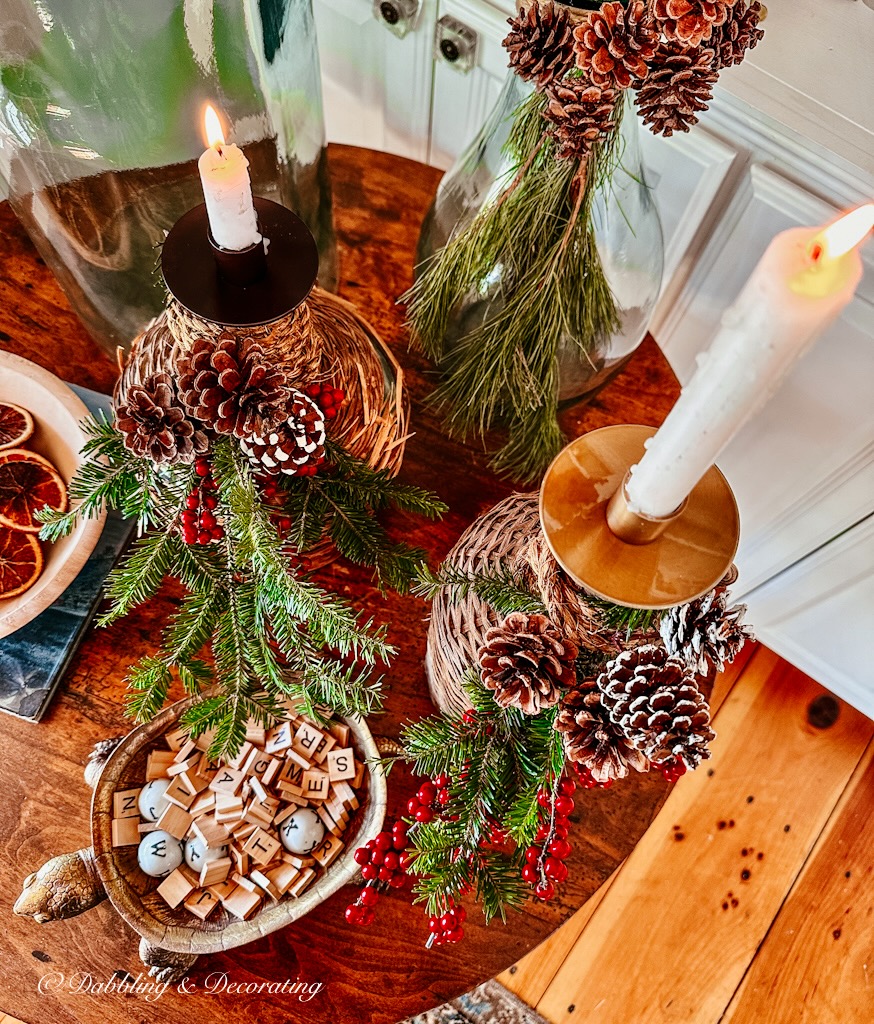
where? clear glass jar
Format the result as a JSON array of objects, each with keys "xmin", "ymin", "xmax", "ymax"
[
  {"xmin": 415, "ymin": 73, "xmax": 664, "ymax": 404},
  {"xmin": 0, "ymin": 0, "xmax": 337, "ymax": 356}
]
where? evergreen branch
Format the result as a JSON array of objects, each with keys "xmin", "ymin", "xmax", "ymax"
[
  {"xmin": 98, "ymin": 529, "xmax": 182, "ymax": 625},
  {"xmin": 414, "ymin": 563, "xmax": 546, "ymax": 616}
]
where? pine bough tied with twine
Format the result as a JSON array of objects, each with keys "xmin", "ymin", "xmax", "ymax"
[{"xmin": 405, "ymin": 0, "xmax": 766, "ymax": 483}]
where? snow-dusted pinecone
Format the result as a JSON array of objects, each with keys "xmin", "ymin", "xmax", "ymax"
[
  {"xmin": 176, "ymin": 334, "xmax": 289, "ymax": 438},
  {"xmin": 115, "ymin": 372, "xmax": 208, "ymax": 466},
  {"xmin": 503, "ymin": 1, "xmax": 577, "ymax": 89},
  {"xmin": 240, "ymin": 390, "xmax": 327, "ymax": 477},
  {"xmin": 478, "ymin": 611, "xmax": 578, "ymax": 715},
  {"xmin": 634, "ymin": 43, "xmax": 718, "ymax": 136},
  {"xmin": 660, "ymin": 587, "xmax": 753, "ymax": 674},
  {"xmin": 573, "ymin": 1, "xmax": 658, "ymax": 90},
  {"xmin": 555, "ymin": 682, "xmax": 650, "ymax": 783},
  {"xmin": 598, "ymin": 644, "xmax": 715, "ymax": 769},
  {"xmin": 543, "ymin": 77, "xmax": 617, "ymax": 159},
  {"xmin": 652, "ymin": 0, "xmax": 734, "ymax": 48}
]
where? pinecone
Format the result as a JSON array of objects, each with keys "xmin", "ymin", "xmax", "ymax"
[
  {"xmin": 240, "ymin": 389, "xmax": 327, "ymax": 477},
  {"xmin": 712, "ymin": 0, "xmax": 764, "ymax": 68},
  {"xmin": 573, "ymin": 1, "xmax": 658, "ymax": 90},
  {"xmin": 543, "ymin": 77, "xmax": 617, "ymax": 160},
  {"xmin": 652, "ymin": 0, "xmax": 733, "ymax": 48},
  {"xmin": 503, "ymin": 1, "xmax": 576, "ymax": 89},
  {"xmin": 659, "ymin": 587, "xmax": 753, "ymax": 675},
  {"xmin": 555, "ymin": 683, "xmax": 649, "ymax": 783},
  {"xmin": 478, "ymin": 612, "xmax": 578, "ymax": 715},
  {"xmin": 176, "ymin": 334, "xmax": 289, "ymax": 438},
  {"xmin": 115, "ymin": 372, "xmax": 208, "ymax": 466},
  {"xmin": 634, "ymin": 43, "xmax": 718, "ymax": 136},
  {"xmin": 598, "ymin": 645, "xmax": 715, "ymax": 769}
]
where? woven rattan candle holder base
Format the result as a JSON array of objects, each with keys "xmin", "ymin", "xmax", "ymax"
[
  {"xmin": 425, "ymin": 493, "xmax": 659, "ymax": 716},
  {"xmin": 117, "ymin": 290, "xmax": 408, "ymax": 571}
]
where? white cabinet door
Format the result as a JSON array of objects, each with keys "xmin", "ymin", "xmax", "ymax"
[
  {"xmin": 658, "ymin": 164, "xmax": 874, "ymax": 597},
  {"xmin": 746, "ymin": 516, "xmax": 874, "ymax": 718},
  {"xmin": 428, "ymin": 0, "xmax": 510, "ymax": 168},
  {"xmin": 314, "ymin": 0, "xmax": 437, "ymax": 162}
]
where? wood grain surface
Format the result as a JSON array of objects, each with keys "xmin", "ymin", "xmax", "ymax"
[
  {"xmin": 0, "ymin": 144, "xmax": 682, "ymax": 1024},
  {"xmin": 534, "ymin": 648, "xmax": 874, "ymax": 1024}
]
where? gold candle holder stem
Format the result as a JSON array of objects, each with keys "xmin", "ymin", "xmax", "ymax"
[{"xmin": 605, "ymin": 474, "xmax": 686, "ymax": 546}]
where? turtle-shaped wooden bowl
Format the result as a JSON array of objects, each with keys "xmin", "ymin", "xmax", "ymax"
[{"xmin": 14, "ymin": 696, "xmax": 387, "ymax": 981}]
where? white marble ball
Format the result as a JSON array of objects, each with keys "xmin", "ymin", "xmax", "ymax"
[
  {"xmin": 184, "ymin": 835, "xmax": 229, "ymax": 872},
  {"xmin": 137, "ymin": 830, "xmax": 184, "ymax": 878},
  {"xmin": 279, "ymin": 808, "xmax": 325, "ymax": 855},
  {"xmin": 138, "ymin": 778, "xmax": 172, "ymax": 822}
]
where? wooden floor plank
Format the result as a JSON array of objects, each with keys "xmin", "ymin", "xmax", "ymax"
[
  {"xmin": 535, "ymin": 648, "xmax": 873, "ymax": 1024},
  {"xmin": 499, "ymin": 641, "xmax": 757, "ymax": 1008},
  {"xmin": 722, "ymin": 739, "xmax": 874, "ymax": 1024}
]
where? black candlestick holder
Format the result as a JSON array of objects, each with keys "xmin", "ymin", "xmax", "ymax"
[{"xmin": 161, "ymin": 197, "xmax": 319, "ymax": 327}]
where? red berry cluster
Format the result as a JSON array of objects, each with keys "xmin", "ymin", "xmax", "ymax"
[
  {"xmin": 570, "ymin": 762, "xmax": 614, "ymax": 790},
  {"xmin": 521, "ymin": 777, "xmax": 576, "ymax": 903},
  {"xmin": 427, "ymin": 901, "xmax": 466, "ymax": 947},
  {"xmin": 656, "ymin": 757, "xmax": 687, "ymax": 784},
  {"xmin": 345, "ymin": 819, "xmax": 413, "ymax": 926},
  {"xmin": 305, "ymin": 382, "xmax": 345, "ymax": 421},
  {"xmin": 407, "ymin": 776, "xmax": 446, "ymax": 824},
  {"xmin": 180, "ymin": 458, "xmax": 223, "ymax": 545}
]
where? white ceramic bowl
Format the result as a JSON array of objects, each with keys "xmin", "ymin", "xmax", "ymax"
[{"xmin": 0, "ymin": 351, "xmax": 106, "ymax": 638}]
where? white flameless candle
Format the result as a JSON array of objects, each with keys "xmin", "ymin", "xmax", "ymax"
[
  {"xmin": 626, "ymin": 205, "xmax": 874, "ymax": 521},
  {"xmin": 197, "ymin": 105, "xmax": 261, "ymax": 251}
]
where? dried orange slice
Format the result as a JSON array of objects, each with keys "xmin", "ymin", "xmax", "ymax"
[
  {"xmin": 0, "ymin": 403, "xmax": 34, "ymax": 450},
  {"xmin": 0, "ymin": 524, "xmax": 43, "ymax": 599},
  {"xmin": 0, "ymin": 449, "xmax": 68, "ymax": 534}
]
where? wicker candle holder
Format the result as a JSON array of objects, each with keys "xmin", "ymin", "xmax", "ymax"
[
  {"xmin": 425, "ymin": 493, "xmax": 659, "ymax": 716},
  {"xmin": 116, "ymin": 199, "xmax": 408, "ymax": 569}
]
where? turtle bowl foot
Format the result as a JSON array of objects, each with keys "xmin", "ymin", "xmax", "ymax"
[{"xmin": 139, "ymin": 938, "xmax": 199, "ymax": 984}]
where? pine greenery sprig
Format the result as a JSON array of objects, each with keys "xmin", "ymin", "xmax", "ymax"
[
  {"xmin": 37, "ymin": 416, "xmax": 445, "ymax": 759},
  {"xmin": 404, "ymin": 90, "xmax": 625, "ymax": 483},
  {"xmin": 414, "ymin": 563, "xmax": 546, "ymax": 616}
]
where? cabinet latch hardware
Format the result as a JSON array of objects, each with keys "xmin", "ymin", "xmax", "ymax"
[
  {"xmin": 434, "ymin": 15, "xmax": 478, "ymax": 73},
  {"xmin": 372, "ymin": 0, "xmax": 421, "ymax": 39}
]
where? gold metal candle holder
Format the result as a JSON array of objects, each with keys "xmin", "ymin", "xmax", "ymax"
[{"xmin": 539, "ymin": 424, "xmax": 740, "ymax": 610}]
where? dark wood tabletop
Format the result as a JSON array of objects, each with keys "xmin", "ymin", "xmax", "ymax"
[{"xmin": 0, "ymin": 144, "xmax": 681, "ymax": 1024}]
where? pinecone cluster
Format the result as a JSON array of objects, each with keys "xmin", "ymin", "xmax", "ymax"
[
  {"xmin": 176, "ymin": 334, "xmax": 289, "ymax": 439},
  {"xmin": 555, "ymin": 643, "xmax": 716, "ymax": 780},
  {"xmin": 116, "ymin": 372, "xmax": 208, "ymax": 466},
  {"xmin": 503, "ymin": 1, "xmax": 765, "ymax": 147},
  {"xmin": 634, "ymin": 43, "xmax": 718, "ymax": 136},
  {"xmin": 478, "ymin": 612, "xmax": 578, "ymax": 715},
  {"xmin": 555, "ymin": 681, "xmax": 648, "ymax": 783},
  {"xmin": 543, "ymin": 78, "xmax": 617, "ymax": 160},
  {"xmin": 660, "ymin": 587, "xmax": 753, "ymax": 674},
  {"xmin": 240, "ymin": 389, "xmax": 327, "ymax": 477},
  {"xmin": 504, "ymin": 1, "xmax": 576, "ymax": 88}
]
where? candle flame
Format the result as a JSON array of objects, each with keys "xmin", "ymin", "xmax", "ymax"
[
  {"xmin": 203, "ymin": 104, "xmax": 225, "ymax": 151},
  {"xmin": 810, "ymin": 204, "xmax": 874, "ymax": 264}
]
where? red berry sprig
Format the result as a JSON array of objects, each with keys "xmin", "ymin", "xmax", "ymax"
[
  {"xmin": 305, "ymin": 382, "xmax": 345, "ymax": 421},
  {"xmin": 345, "ymin": 819, "xmax": 413, "ymax": 926},
  {"xmin": 570, "ymin": 762, "xmax": 614, "ymax": 790},
  {"xmin": 180, "ymin": 458, "xmax": 224, "ymax": 545},
  {"xmin": 426, "ymin": 900, "xmax": 466, "ymax": 947},
  {"xmin": 522, "ymin": 776, "xmax": 577, "ymax": 902}
]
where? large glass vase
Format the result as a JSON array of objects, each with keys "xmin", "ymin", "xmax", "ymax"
[
  {"xmin": 0, "ymin": 0, "xmax": 337, "ymax": 356},
  {"xmin": 415, "ymin": 72, "xmax": 664, "ymax": 404}
]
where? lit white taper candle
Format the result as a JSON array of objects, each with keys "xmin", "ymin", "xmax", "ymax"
[
  {"xmin": 625, "ymin": 205, "xmax": 874, "ymax": 520},
  {"xmin": 197, "ymin": 104, "xmax": 261, "ymax": 251}
]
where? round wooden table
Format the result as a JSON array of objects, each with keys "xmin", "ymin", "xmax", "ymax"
[{"xmin": 0, "ymin": 145, "xmax": 681, "ymax": 1024}]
